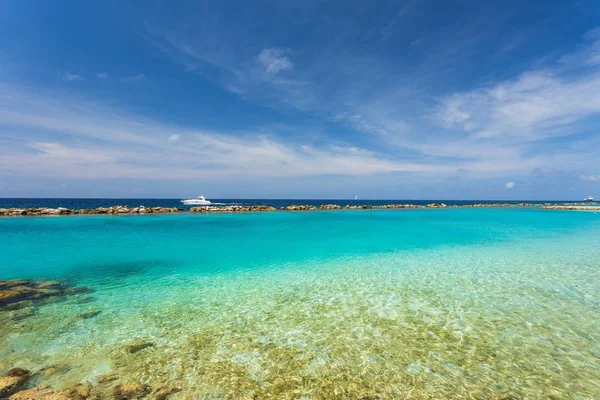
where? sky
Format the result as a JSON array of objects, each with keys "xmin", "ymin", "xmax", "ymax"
[{"xmin": 1, "ymin": 0, "xmax": 600, "ymax": 200}]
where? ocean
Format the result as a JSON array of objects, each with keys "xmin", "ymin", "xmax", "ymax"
[
  {"xmin": 0, "ymin": 197, "xmax": 575, "ymax": 210},
  {"xmin": 1, "ymin": 205, "xmax": 599, "ymax": 398}
]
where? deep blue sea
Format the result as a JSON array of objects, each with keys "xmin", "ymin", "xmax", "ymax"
[
  {"xmin": 1, "ymin": 204, "xmax": 599, "ymax": 398},
  {"xmin": 0, "ymin": 197, "xmax": 573, "ymax": 210}
]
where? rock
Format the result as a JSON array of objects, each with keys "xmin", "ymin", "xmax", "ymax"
[
  {"xmin": 78, "ymin": 310, "xmax": 101, "ymax": 320},
  {"xmin": 151, "ymin": 386, "xmax": 180, "ymax": 400},
  {"xmin": 0, "ymin": 287, "xmax": 37, "ymax": 305},
  {"xmin": 0, "ymin": 280, "xmax": 91, "ymax": 310},
  {"xmin": 0, "ymin": 280, "xmax": 29, "ymax": 289},
  {"xmin": 8, "ymin": 385, "xmax": 72, "ymax": 400},
  {"xmin": 125, "ymin": 342, "xmax": 154, "ymax": 354},
  {"xmin": 113, "ymin": 382, "xmax": 150, "ymax": 399},
  {"xmin": 96, "ymin": 373, "xmax": 119, "ymax": 384},
  {"xmin": 39, "ymin": 363, "xmax": 71, "ymax": 379},
  {"xmin": 319, "ymin": 204, "xmax": 341, "ymax": 210},
  {"xmin": 63, "ymin": 383, "xmax": 91, "ymax": 400},
  {"xmin": 0, "ymin": 368, "xmax": 30, "ymax": 397}
]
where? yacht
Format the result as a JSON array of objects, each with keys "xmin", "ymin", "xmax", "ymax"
[
  {"xmin": 181, "ymin": 195, "xmax": 211, "ymax": 206},
  {"xmin": 584, "ymin": 195, "xmax": 594, "ymax": 202}
]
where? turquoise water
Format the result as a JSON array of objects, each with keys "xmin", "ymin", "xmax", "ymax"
[{"xmin": 1, "ymin": 208, "xmax": 600, "ymax": 398}]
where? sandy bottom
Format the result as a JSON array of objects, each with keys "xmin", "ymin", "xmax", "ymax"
[{"xmin": 2, "ymin": 235, "xmax": 600, "ymax": 399}]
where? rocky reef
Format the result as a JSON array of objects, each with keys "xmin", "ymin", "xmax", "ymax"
[
  {"xmin": 0, "ymin": 280, "xmax": 91, "ymax": 311},
  {"xmin": 541, "ymin": 204, "xmax": 600, "ymax": 211},
  {"xmin": 0, "ymin": 206, "xmax": 181, "ymax": 216},
  {"xmin": 2, "ymin": 202, "xmax": 596, "ymax": 217},
  {"xmin": 189, "ymin": 205, "xmax": 277, "ymax": 213},
  {"xmin": 0, "ymin": 367, "xmax": 178, "ymax": 399}
]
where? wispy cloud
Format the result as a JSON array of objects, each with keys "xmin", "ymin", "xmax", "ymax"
[
  {"xmin": 121, "ymin": 73, "xmax": 146, "ymax": 83},
  {"xmin": 0, "ymin": 83, "xmax": 440, "ymax": 180},
  {"xmin": 62, "ymin": 72, "xmax": 84, "ymax": 81},
  {"xmin": 96, "ymin": 72, "xmax": 109, "ymax": 79},
  {"xmin": 580, "ymin": 174, "xmax": 600, "ymax": 181},
  {"xmin": 139, "ymin": 22, "xmax": 600, "ymax": 182},
  {"xmin": 505, "ymin": 181, "xmax": 515, "ymax": 189},
  {"xmin": 257, "ymin": 48, "xmax": 293, "ymax": 74}
]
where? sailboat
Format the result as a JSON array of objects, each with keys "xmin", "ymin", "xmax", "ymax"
[{"xmin": 355, "ymin": 195, "xmax": 358, "ymax": 200}]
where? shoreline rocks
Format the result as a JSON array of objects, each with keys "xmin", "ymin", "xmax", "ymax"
[
  {"xmin": 1, "ymin": 202, "xmax": 598, "ymax": 217},
  {"xmin": 0, "ymin": 206, "xmax": 182, "ymax": 216},
  {"xmin": 541, "ymin": 205, "xmax": 600, "ymax": 211},
  {"xmin": 190, "ymin": 205, "xmax": 277, "ymax": 213}
]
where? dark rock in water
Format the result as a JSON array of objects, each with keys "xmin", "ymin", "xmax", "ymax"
[
  {"xmin": 6, "ymin": 369, "xmax": 30, "ymax": 378},
  {"xmin": 0, "ymin": 280, "xmax": 29, "ymax": 290},
  {"xmin": 78, "ymin": 310, "xmax": 101, "ymax": 320},
  {"xmin": 151, "ymin": 386, "xmax": 180, "ymax": 400},
  {"xmin": 113, "ymin": 381, "xmax": 150, "ymax": 399},
  {"xmin": 125, "ymin": 342, "xmax": 154, "ymax": 353},
  {"xmin": 0, "ymin": 280, "xmax": 91, "ymax": 311},
  {"xmin": 0, "ymin": 368, "xmax": 30, "ymax": 397},
  {"xmin": 97, "ymin": 373, "xmax": 119, "ymax": 384}
]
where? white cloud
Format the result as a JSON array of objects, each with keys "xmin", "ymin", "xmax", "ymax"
[
  {"xmin": 168, "ymin": 134, "xmax": 180, "ymax": 143},
  {"xmin": 437, "ymin": 70, "xmax": 600, "ymax": 140},
  {"xmin": 121, "ymin": 73, "xmax": 146, "ymax": 83},
  {"xmin": 62, "ymin": 72, "xmax": 83, "ymax": 81},
  {"xmin": 257, "ymin": 48, "xmax": 293, "ymax": 74},
  {"xmin": 580, "ymin": 175, "xmax": 600, "ymax": 181},
  {"xmin": 505, "ymin": 181, "xmax": 515, "ymax": 189},
  {"xmin": 96, "ymin": 72, "xmax": 109, "ymax": 79},
  {"xmin": 0, "ymin": 83, "xmax": 441, "ymax": 180}
]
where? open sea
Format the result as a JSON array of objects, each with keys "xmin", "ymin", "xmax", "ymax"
[{"xmin": 1, "ymin": 201, "xmax": 599, "ymax": 398}]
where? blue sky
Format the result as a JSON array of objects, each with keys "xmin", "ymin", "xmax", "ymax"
[{"xmin": 1, "ymin": 0, "xmax": 599, "ymax": 199}]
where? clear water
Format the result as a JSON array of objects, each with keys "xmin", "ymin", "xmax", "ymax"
[{"xmin": 1, "ymin": 208, "xmax": 599, "ymax": 398}]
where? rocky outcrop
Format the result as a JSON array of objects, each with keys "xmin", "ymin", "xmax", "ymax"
[
  {"xmin": 0, "ymin": 280, "xmax": 91, "ymax": 310},
  {"xmin": 284, "ymin": 205, "xmax": 317, "ymax": 211},
  {"xmin": 0, "ymin": 368, "xmax": 30, "ymax": 398},
  {"xmin": 2, "ymin": 202, "xmax": 593, "ymax": 217},
  {"xmin": 0, "ymin": 206, "xmax": 182, "ymax": 216},
  {"xmin": 319, "ymin": 204, "xmax": 342, "ymax": 210},
  {"xmin": 190, "ymin": 205, "xmax": 276, "ymax": 213},
  {"xmin": 541, "ymin": 205, "xmax": 600, "ymax": 211}
]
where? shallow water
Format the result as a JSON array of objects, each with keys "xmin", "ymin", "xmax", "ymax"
[{"xmin": 1, "ymin": 208, "xmax": 600, "ymax": 398}]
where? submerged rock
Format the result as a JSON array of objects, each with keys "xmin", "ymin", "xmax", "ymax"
[
  {"xmin": 151, "ymin": 386, "xmax": 180, "ymax": 400},
  {"xmin": 125, "ymin": 342, "xmax": 154, "ymax": 354},
  {"xmin": 96, "ymin": 373, "xmax": 119, "ymax": 384},
  {"xmin": 113, "ymin": 381, "xmax": 150, "ymax": 399},
  {"xmin": 0, "ymin": 280, "xmax": 92, "ymax": 310},
  {"xmin": 9, "ymin": 385, "xmax": 72, "ymax": 400},
  {"xmin": 78, "ymin": 310, "xmax": 101, "ymax": 320},
  {"xmin": 0, "ymin": 368, "xmax": 30, "ymax": 398}
]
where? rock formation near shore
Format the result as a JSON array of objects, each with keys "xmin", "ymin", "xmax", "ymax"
[{"xmin": 1, "ymin": 202, "xmax": 596, "ymax": 217}]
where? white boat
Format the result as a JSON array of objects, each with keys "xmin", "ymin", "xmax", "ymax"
[
  {"xmin": 584, "ymin": 195, "xmax": 594, "ymax": 202},
  {"xmin": 181, "ymin": 195, "xmax": 211, "ymax": 205}
]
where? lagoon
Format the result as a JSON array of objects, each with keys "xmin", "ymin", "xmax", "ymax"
[{"xmin": 1, "ymin": 208, "xmax": 600, "ymax": 398}]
